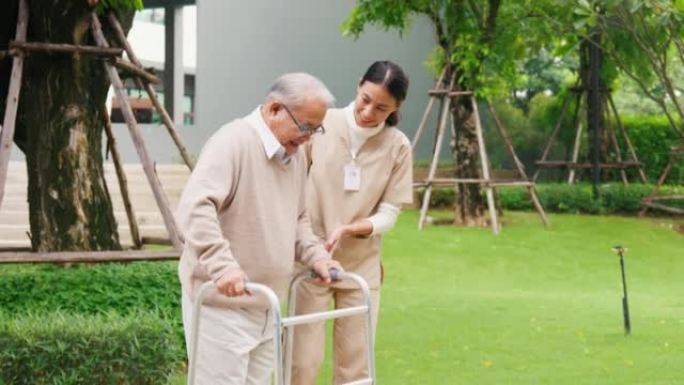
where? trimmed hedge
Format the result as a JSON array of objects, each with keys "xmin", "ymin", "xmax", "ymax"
[
  {"xmin": 0, "ymin": 262, "xmax": 180, "ymax": 317},
  {"xmin": 623, "ymin": 115, "xmax": 683, "ymax": 184},
  {"xmin": 0, "ymin": 311, "xmax": 179, "ymax": 385},
  {"xmin": 419, "ymin": 183, "xmax": 684, "ymax": 214},
  {"xmin": 0, "ymin": 262, "xmax": 185, "ymax": 383}
]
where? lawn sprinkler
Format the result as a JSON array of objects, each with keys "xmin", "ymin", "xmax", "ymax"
[{"xmin": 612, "ymin": 245, "xmax": 631, "ymax": 335}]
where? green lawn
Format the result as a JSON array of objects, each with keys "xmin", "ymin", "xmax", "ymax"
[
  {"xmin": 170, "ymin": 211, "xmax": 682, "ymax": 385},
  {"xmin": 314, "ymin": 211, "xmax": 683, "ymax": 385}
]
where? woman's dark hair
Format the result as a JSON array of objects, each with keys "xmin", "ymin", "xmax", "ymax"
[{"xmin": 359, "ymin": 60, "xmax": 409, "ymax": 127}]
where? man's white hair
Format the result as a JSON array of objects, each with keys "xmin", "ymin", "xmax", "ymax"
[{"xmin": 266, "ymin": 72, "xmax": 335, "ymax": 108}]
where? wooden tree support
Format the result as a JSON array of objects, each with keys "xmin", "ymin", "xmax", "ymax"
[
  {"xmin": 412, "ymin": 70, "xmax": 549, "ymax": 234},
  {"xmin": 108, "ymin": 12, "xmax": 195, "ymax": 171},
  {"xmin": 412, "ymin": 69, "xmax": 446, "ymax": 152},
  {"xmin": 0, "ymin": 0, "xmax": 28, "ymax": 211},
  {"xmin": 103, "ymin": 105, "xmax": 142, "ymax": 249},
  {"xmin": 534, "ymin": 86, "xmax": 647, "ymax": 184},
  {"xmin": 0, "ymin": 250, "xmax": 179, "ymax": 264},
  {"xmin": 536, "ymin": 161, "xmax": 642, "ymax": 169},
  {"xmin": 415, "ymin": 179, "xmax": 535, "ymax": 187},
  {"xmin": 639, "ymin": 142, "xmax": 684, "ymax": 216},
  {"xmin": 113, "ymin": 58, "xmax": 160, "ymax": 84},
  {"xmin": 417, "ymin": 72, "xmax": 457, "ymax": 231},
  {"xmin": 9, "ymin": 41, "xmax": 123, "ymax": 56},
  {"xmin": 486, "ymin": 102, "xmax": 549, "ymax": 227},
  {"xmin": 90, "ymin": 13, "xmax": 184, "ymax": 251},
  {"xmin": 641, "ymin": 202, "xmax": 684, "ymax": 215},
  {"xmin": 6, "ymin": 42, "xmax": 160, "ymax": 85}
]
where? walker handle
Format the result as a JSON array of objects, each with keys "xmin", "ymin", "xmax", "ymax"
[{"xmin": 310, "ymin": 267, "xmax": 341, "ymax": 282}]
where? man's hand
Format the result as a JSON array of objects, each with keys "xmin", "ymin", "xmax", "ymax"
[
  {"xmin": 215, "ymin": 268, "xmax": 250, "ymax": 297},
  {"xmin": 311, "ymin": 259, "xmax": 343, "ymax": 284}
]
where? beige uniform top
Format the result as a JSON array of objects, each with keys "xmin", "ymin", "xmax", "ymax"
[
  {"xmin": 306, "ymin": 108, "xmax": 413, "ymax": 289},
  {"xmin": 177, "ymin": 115, "xmax": 328, "ymax": 309}
]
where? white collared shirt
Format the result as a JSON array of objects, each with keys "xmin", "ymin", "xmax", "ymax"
[{"xmin": 244, "ymin": 106, "xmax": 290, "ymax": 164}]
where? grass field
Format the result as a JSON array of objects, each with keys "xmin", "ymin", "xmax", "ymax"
[
  {"xmin": 309, "ymin": 211, "xmax": 683, "ymax": 385},
  {"xmin": 167, "ymin": 211, "xmax": 683, "ymax": 384}
]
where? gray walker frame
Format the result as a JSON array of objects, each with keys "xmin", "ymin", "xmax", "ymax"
[{"xmin": 188, "ymin": 270, "xmax": 376, "ymax": 385}]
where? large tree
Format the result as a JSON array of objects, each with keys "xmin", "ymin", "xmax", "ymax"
[
  {"xmin": 537, "ymin": 0, "xmax": 684, "ymax": 136},
  {"xmin": 342, "ymin": 0, "xmax": 562, "ymax": 227},
  {"xmin": 0, "ymin": 1, "xmax": 139, "ymax": 251}
]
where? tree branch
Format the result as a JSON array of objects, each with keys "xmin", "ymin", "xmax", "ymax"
[
  {"xmin": 466, "ymin": 0, "xmax": 483, "ymax": 29},
  {"xmin": 482, "ymin": 0, "xmax": 501, "ymax": 45}
]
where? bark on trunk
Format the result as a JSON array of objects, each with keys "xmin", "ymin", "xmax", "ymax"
[
  {"xmin": 450, "ymin": 76, "xmax": 488, "ymax": 227},
  {"xmin": 1, "ymin": 2, "xmax": 134, "ymax": 251}
]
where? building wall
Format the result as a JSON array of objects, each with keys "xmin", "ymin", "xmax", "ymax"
[{"xmin": 195, "ymin": 0, "xmax": 446, "ymax": 163}]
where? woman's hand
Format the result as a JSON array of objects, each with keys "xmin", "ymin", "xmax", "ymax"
[{"xmin": 325, "ymin": 225, "xmax": 350, "ymax": 253}]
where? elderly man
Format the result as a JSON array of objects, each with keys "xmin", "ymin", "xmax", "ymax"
[{"xmin": 177, "ymin": 72, "xmax": 342, "ymax": 385}]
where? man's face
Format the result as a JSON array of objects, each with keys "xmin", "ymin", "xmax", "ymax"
[{"xmin": 264, "ymin": 98, "xmax": 327, "ymax": 155}]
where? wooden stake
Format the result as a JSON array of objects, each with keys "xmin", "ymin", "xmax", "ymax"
[
  {"xmin": 533, "ymin": 92, "xmax": 574, "ymax": 182},
  {"xmin": 486, "ymin": 101, "xmax": 528, "ymax": 179},
  {"xmin": 9, "ymin": 41, "xmax": 123, "ymax": 56},
  {"xmin": 428, "ymin": 90, "xmax": 473, "ymax": 96},
  {"xmin": 114, "ymin": 57, "xmax": 160, "ymax": 84},
  {"xmin": 91, "ymin": 13, "xmax": 183, "ymax": 251},
  {"xmin": 486, "ymin": 100, "xmax": 549, "ymax": 227},
  {"xmin": 607, "ymin": 94, "xmax": 648, "ymax": 183},
  {"xmin": 470, "ymin": 97, "xmax": 499, "ymax": 235},
  {"xmin": 639, "ymin": 155, "xmax": 675, "ymax": 216},
  {"xmin": 0, "ymin": 0, "xmax": 29, "ymax": 211},
  {"xmin": 604, "ymin": 98, "xmax": 628, "ymax": 185},
  {"xmin": 418, "ymin": 73, "xmax": 456, "ymax": 230},
  {"xmin": 108, "ymin": 13, "xmax": 195, "ymax": 171},
  {"xmin": 102, "ymin": 105, "xmax": 142, "ymax": 249},
  {"xmin": 536, "ymin": 161, "xmax": 641, "ymax": 169},
  {"xmin": 642, "ymin": 202, "xmax": 684, "ymax": 215},
  {"xmin": 412, "ymin": 69, "xmax": 446, "ymax": 152},
  {"xmin": 569, "ymin": 98, "xmax": 585, "ymax": 184}
]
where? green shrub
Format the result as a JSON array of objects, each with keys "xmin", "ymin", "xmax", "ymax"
[
  {"xmin": 0, "ymin": 262, "xmax": 185, "ymax": 363},
  {"xmin": 0, "ymin": 311, "xmax": 180, "ymax": 385},
  {"xmin": 419, "ymin": 183, "xmax": 684, "ymax": 214},
  {"xmin": 0, "ymin": 262, "xmax": 180, "ymax": 317},
  {"xmin": 497, "ymin": 187, "xmax": 533, "ymax": 211},
  {"xmin": 536, "ymin": 184, "xmax": 601, "ymax": 214},
  {"xmin": 599, "ymin": 183, "xmax": 656, "ymax": 213},
  {"xmin": 623, "ymin": 115, "xmax": 683, "ymax": 184}
]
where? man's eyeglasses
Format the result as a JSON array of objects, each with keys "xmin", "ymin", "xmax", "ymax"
[{"xmin": 282, "ymin": 104, "xmax": 325, "ymax": 135}]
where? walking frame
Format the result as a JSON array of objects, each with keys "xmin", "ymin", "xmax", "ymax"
[{"xmin": 188, "ymin": 270, "xmax": 375, "ymax": 385}]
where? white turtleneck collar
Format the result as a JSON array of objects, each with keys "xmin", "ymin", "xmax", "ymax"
[{"xmin": 344, "ymin": 101, "xmax": 385, "ymax": 156}]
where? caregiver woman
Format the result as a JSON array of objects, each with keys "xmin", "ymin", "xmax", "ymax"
[{"xmin": 292, "ymin": 60, "xmax": 413, "ymax": 385}]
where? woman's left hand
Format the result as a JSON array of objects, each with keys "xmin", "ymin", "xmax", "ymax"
[{"xmin": 325, "ymin": 225, "xmax": 350, "ymax": 253}]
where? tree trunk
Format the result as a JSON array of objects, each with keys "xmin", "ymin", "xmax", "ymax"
[
  {"xmin": 580, "ymin": 36, "xmax": 608, "ymax": 188},
  {"xmin": 1, "ymin": 2, "xmax": 134, "ymax": 251},
  {"xmin": 450, "ymin": 77, "xmax": 488, "ymax": 227}
]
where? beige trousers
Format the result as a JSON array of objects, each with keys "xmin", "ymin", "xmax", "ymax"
[
  {"xmin": 182, "ymin": 293, "xmax": 275, "ymax": 385},
  {"xmin": 290, "ymin": 281, "xmax": 380, "ymax": 385}
]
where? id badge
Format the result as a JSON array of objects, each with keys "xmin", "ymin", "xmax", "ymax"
[{"xmin": 344, "ymin": 163, "xmax": 361, "ymax": 191}]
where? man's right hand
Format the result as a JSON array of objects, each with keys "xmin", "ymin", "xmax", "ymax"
[{"xmin": 215, "ymin": 268, "xmax": 250, "ymax": 297}]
